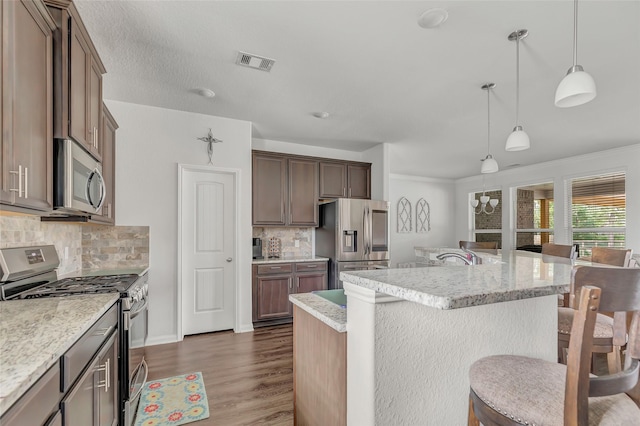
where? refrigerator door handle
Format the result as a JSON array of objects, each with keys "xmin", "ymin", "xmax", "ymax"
[{"xmin": 363, "ymin": 207, "xmax": 370, "ymax": 255}]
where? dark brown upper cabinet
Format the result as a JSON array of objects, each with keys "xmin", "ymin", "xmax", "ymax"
[
  {"xmin": 1, "ymin": 0, "xmax": 55, "ymax": 213},
  {"xmin": 252, "ymin": 151, "xmax": 319, "ymax": 227},
  {"xmin": 288, "ymin": 158, "xmax": 319, "ymax": 226},
  {"xmin": 91, "ymin": 103, "xmax": 117, "ymax": 225},
  {"xmin": 47, "ymin": 0, "xmax": 105, "ymax": 161},
  {"xmin": 319, "ymin": 161, "xmax": 371, "ymax": 199}
]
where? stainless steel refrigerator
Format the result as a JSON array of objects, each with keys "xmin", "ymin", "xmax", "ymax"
[{"xmin": 315, "ymin": 198, "xmax": 390, "ymax": 289}]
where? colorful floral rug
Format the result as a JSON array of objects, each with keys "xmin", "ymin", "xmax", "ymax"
[{"xmin": 135, "ymin": 372, "xmax": 209, "ymax": 426}]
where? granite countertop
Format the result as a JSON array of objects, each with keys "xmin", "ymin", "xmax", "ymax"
[
  {"xmin": 289, "ymin": 292, "xmax": 346, "ymax": 333},
  {"xmin": 253, "ymin": 256, "xmax": 329, "ymax": 265},
  {"xmin": 0, "ymin": 293, "xmax": 120, "ymax": 415},
  {"xmin": 340, "ymin": 249, "xmax": 591, "ymax": 310}
]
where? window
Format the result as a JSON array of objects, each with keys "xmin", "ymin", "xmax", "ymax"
[
  {"xmin": 569, "ymin": 172, "xmax": 626, "ymax": 257},
  {"xmin": 515, "ymin": 182, "xmax": 554, "ymax": 251},
  {"xmin": 472, "ymin": 189, "xmax": 502, "ymax": 248}
]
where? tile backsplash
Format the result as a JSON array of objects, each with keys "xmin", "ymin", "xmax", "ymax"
[
  {"xmin": 252, "ymin": 227, "xmax": 312, "ymax": 258},
  {"xmin": 0, "ymin": 215, "xmax": 148, "ymax": 275}
]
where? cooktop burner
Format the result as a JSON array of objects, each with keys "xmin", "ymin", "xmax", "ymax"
[{"xmin": 18, "ymin": 274, "xmax": 140, "ymax": 299}]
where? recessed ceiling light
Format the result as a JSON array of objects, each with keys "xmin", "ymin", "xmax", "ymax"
[
  {"xmin": 195, "ymin": 88, "xmax": 215, "ymax": 98},
  {"xmin": 417, "ymin": 8, "xmax": 448, "ymax": 29},
  {"xmin": 312, "ymin": 112, "xmax": 330, "ymax": 119}
]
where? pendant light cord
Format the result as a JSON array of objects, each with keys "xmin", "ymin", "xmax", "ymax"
[
  {"xmin": 515, "ymin": 34, "xmax": 520, "ymax": 126},
  {"xmin": 486, "ymin": 86, "xmax": 491, "ymax": 155},
  {"xmin": 573, "ymin": 0, "xmax": 579, "ymax": 66}
]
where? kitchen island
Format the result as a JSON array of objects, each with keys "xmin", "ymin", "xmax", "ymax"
[{"xmin": 339, "ymin": 249, "xmax": 584, "ymax": 425}]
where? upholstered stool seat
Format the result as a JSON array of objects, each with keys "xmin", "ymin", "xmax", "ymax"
[
  {"xmin": 470, "ymin": 355, "xmax": 640, "ymax": 425},
  {"xmin": 558, "ymin": 306, "xmax": 614, "ymax": 338}
]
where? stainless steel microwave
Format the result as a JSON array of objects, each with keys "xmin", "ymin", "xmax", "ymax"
[{"xmin": 53, "ymin": 139, "xmax": 106, "ymax": 215}]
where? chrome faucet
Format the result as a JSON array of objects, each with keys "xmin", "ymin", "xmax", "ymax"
[{"xmin": 436, "ymin": 249, "xmax": 481, "ymax": 265}]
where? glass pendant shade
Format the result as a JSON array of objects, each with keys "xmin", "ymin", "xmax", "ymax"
[
  {"xmin": 555, "ymin": 0, "xmax": 596, "ymax": 108},
  {"xmin": 481, "ymin": 155, "xmax": 499, "ymax": 174},
  {"xmin": 505, "ymin": 126, "xmax": 530, "ymax": 151},
  {"xmin": 554, "ymin": 66, "xmax": 597, "ymax": 107}
]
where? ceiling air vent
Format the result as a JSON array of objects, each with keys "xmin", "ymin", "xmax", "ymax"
[{"xmin": 235, "ymin": 51, "xmax": 275, "ymax": 72}]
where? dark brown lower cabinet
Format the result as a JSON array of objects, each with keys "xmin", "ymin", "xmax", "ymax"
[{"xmin": 253, "ymin": 261, "xmax": 328, "ymax": 325}]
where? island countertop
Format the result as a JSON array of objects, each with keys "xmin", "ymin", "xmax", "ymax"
[
  {"xmin": 289, "ymin": 292, "xmax": 346, "ymax": 332},
  {"xmin": 0, "ymin": 293, "xmax": 120, "ymax": 416},
  {"xmin": 340, "ymin": 249, "xmax": 588, "ymax": 310}
]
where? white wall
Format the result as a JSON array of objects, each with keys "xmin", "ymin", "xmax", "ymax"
[
  {"xmin": 454, "ymin": 144, "xmax": 640, "ymax": 253},
  {"xmin": 106, "ymin": 100, "xmax": 253, "ymax": 345},
  {"xmin": 389, "ymin": 174, "xmax": 456, "ymax": 264},
  {"xmin": 252, "ymin": 138, "xmax": 365, "ymax": 162},
  {"xmin": 363, "ymin": 143, "xmax": 388, "ymax": 201}
]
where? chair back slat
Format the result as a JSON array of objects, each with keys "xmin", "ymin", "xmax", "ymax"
[
  {"xmin": 564, "ymin": 286, "xmax": 601, "ymax": 425},
  {"xmin": 573, "ymin": 267, "xmax": 640, "ymax": 313},
  {"xmin": 589, "ymin": 359, "xmax": 639, "ymax": 397},
  {"xmin": 459, "ymin": 241, "xmax": 498, "ymax": 250},
  {"xmin": 542, "ymin": 243, "xmax": 576, "ymax": 259},
  {"xmin": 591, "ymin": 247, "xmax": 633, "ymax": 267}
]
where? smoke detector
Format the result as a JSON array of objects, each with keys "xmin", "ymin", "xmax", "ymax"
[{"xmin": 235, "ymin": 51, "xmax": 276, "ymax": 72}]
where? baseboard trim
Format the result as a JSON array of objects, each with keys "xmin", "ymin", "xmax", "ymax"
[
  {"xmin": 235, "ymin": 323, "xmax": 255, "ymax": 333},
  {"xmin": 145, "ymin": 334, "xmax": 179, "ymax": 347}
]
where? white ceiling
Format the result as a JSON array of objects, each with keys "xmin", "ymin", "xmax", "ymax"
[{"xmin": 75, "ymin": 1, "xmax": 640, "ymax": 179}]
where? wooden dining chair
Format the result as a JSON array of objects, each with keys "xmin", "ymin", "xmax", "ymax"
[
  {"xmin": 459, "ymin": 241, "xmax": 498, "ymax": 250},
  {"xmin": 558, "ymin": 247, "xmax": 635, "ymax": 373},
  {"xmin": 591, "ymin": 247, "xmax": 633, "ymax": 268},
  {"xmin": 468, "ymin": 266, "xmax": 640, "ymax": 426}
]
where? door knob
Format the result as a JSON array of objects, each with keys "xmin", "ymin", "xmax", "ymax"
[{"xmin": 226, "ymin": 257, "xmax": 232, "ymax": 262}]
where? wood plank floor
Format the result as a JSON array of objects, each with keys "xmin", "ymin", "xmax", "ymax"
[{"xmin": 142, "ymin": 324, "xmax": 293, "ymax": 425}]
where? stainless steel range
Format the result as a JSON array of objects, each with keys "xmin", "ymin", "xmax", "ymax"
[{"xmin": 0, "ymin": 245, "xmax": 149, "ymax": 426}]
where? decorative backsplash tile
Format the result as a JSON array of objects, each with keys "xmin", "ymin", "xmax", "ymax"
[
  {"xmin": 81, "ymin": 226, "xmax": 149, "ymax": 270},
  {"xmin": 0, "ymin": 215, "xmax": 149, "ymax": 274},
  {"xmin": 252, "ymin": 227, "xmax": 312, "ymax": 258}
]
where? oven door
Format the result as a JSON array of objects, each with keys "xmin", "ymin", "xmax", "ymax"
[{"xmin": 123, "ymin": 298, "xmax": 148, "ymax": 426}]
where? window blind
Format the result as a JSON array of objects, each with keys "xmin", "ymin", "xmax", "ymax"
[{"xmin": 570, "ymin": 172, "xmax": 626, "ymax": 255}]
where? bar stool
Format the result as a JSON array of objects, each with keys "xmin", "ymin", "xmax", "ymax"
[
  {"xmin": 558, "ymin": 247, "xmax": 634, "ymax": 372},
  {"xmin": 468, "ymin": 266, "xmax": 640, "ymax": 425}
]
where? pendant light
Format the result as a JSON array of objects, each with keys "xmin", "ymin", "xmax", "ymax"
[
  {"xmin": 505, "ymin": 29, "xmax": 530, "ymax": 151},
  {"xmin": 480, "ymin": 83, "xmax": 498, "ymax": 174},
  {"xmin": 555, "ymin": 0, "xmax": 596, "ymax": 107}
]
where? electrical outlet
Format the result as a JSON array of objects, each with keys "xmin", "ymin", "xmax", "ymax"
[{"xmin": 294, "ymin": 239, "xmax": 300, "ymax": 248}]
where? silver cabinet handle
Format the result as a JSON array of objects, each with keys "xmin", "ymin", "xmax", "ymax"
[
  {"xmin": 24, "ymin": 167, "xmax": 28, "ymax": 199},
  {"xmin": 270, "ymin": 266, "xmax": 281, "ymax": 269},
  {"xmin": 94, "ymin": 326, "xmax": 113, "ymax": 336},
  {"xmin": 9, "ymin": 165, "xmax": 22, "ymax": 197},
  {"xmin": 226, "ymin": 257, "xmax": 232, "ymax": 262},
  {"xmin": 96, "ymin": 358, "xmax": 110, "ymax": 392}
]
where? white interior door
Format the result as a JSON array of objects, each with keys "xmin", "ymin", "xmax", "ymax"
[{"xmin": 181, "ymin": 167, "xmax": 236, "ymax": 335}]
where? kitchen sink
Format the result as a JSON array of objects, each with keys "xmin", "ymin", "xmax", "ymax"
[{"xmin": 312, "ymin": 289, "xmax": 347, "ymax": 308}]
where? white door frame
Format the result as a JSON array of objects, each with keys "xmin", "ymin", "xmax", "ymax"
[{"xmin": 177, "ymin": 164, "xmax": 241, "ymax": 341}]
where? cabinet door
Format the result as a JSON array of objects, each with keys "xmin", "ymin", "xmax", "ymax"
[
  {"xmin": 96, "ymin": 334, "xmax": 118, "ymax": 426},
  {"xmin": 288, "ymin": 158, "xmax": 318, "ymax": 226},
  {"xmin": 319, "ymin": 162, "xmax": 347, "ymax": 198},
  {"xmin": 255, "ymin": 275, "xmax": 292, "ymax": 320},
  {"xmin": 87, "ymin": 57, "xmax": 102, "ymax": 161},
  {"xmin": 69, "ymin": 17, "xmax": 91, "ymax": 151},
  {"xmin": 252, "ymin": 154, "xmax": 286, "ymax": 225},
  {"xmin": 93, "ymin": 104, "xmax": 117, "ymax": 224},
  {"xmin": 0, "ymin": 0, "xmax": 53, "ymax": 211},
  {"xmin": 295, "ymin": 272, "xmax": 327, "ymax": 294},
  {"xmin": 347, "ymin": 164, "xmax": 371, "ymax": 199}
]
